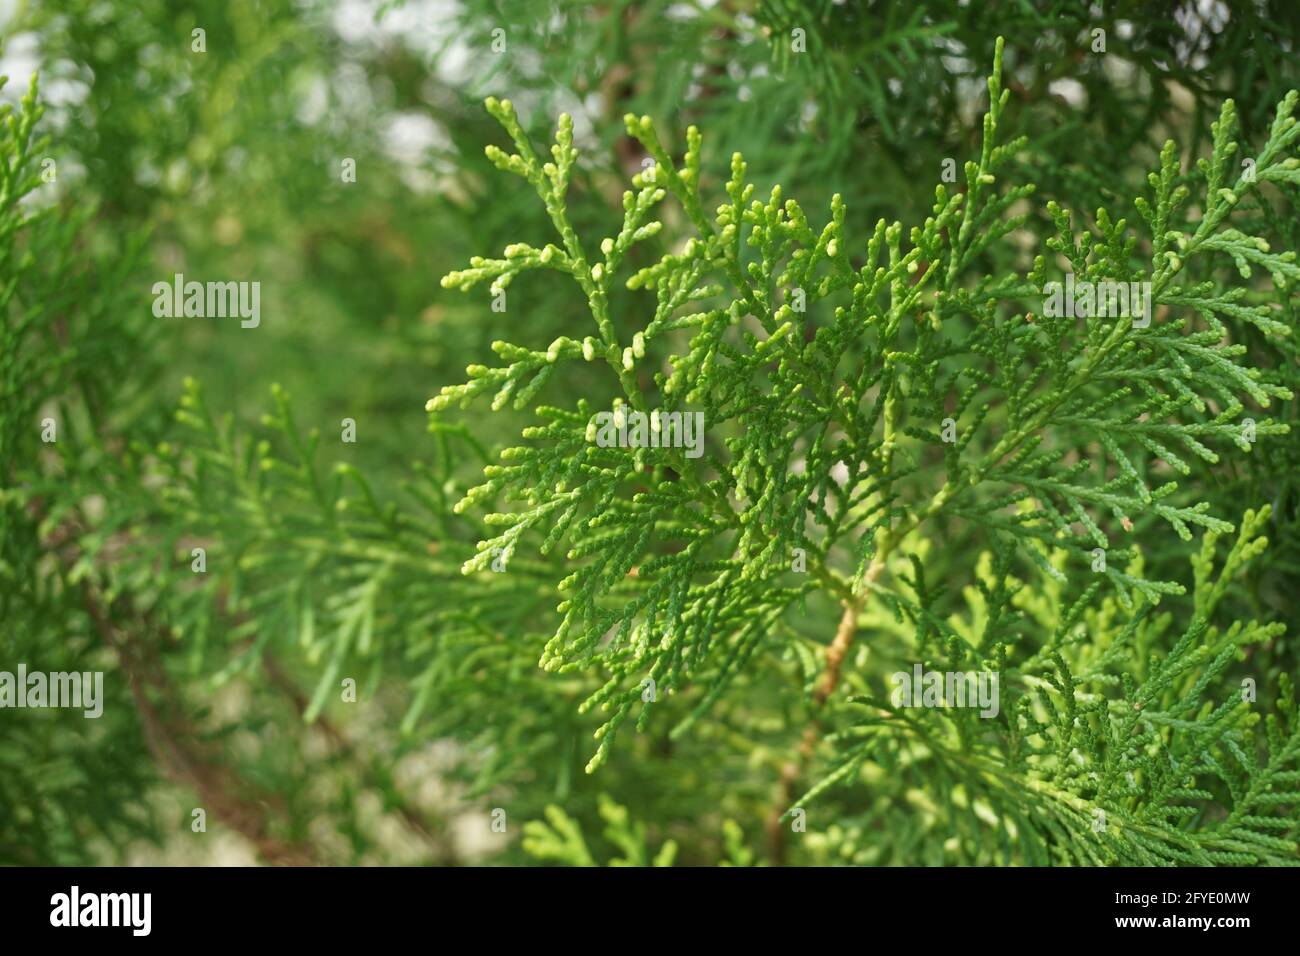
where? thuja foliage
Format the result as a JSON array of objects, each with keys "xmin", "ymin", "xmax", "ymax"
[
  {"xmin": 432, "ymin": 39, "xmax": 1300, "ymax": 863},
  {"xmin": 0, "ymin": 77, "xmax": 160, "ymax": 863},
  {"xmin": 5, "ymin": 6, "xmax": 1300, "ymax": 867}
]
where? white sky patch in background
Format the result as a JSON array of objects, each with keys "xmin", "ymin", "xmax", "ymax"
[
  {"xmin": 324, "ymin": 0, "xmax": 472, "ymax": 187},
  {"xmin": 0, "ymin": 31, "xmax": 41, "ymax": 104},
  {"xmin": 382, "ymin": 111, "xmax": 449, "ymax": 192},
  {"xmin": 295, "ymin": 74, "xmax": 331, "ymax": 127},
  {"xmin": 332, "ymin": 0, "xmax": 461, "ymax": 73},
  {"xmin": 1048, "ymin": 78, "xmax": 1087, "ymax": 108}
]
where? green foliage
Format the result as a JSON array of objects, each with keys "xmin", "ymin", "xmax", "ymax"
[
  {"xmin": 5, "ymin": 3, "xmax": 1300, "ymax": 867},
  {"xmin": 522, "ymin": 795, "xmax": 680, "ymax": 867},
  {"xmin": 433, "ymin": 38, "xmax": 1300, "ymax": 862},
  {"xmin": 800, "ymin": 507, "xmax": 1298, "ymax": 865},
  {"xmin": 0, "ymin": 75, "xmax": 159, "ymax": 864}
]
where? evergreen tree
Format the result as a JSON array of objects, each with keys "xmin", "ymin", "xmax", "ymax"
[{"xmin": 2, "ymin": 1, "xmax": 1298, "ymax": 866}]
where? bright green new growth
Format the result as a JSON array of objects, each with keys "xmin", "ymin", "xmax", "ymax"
[{"xmin": 435, "ymin": 39, "xmax": 1300, "ymax": 862}]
